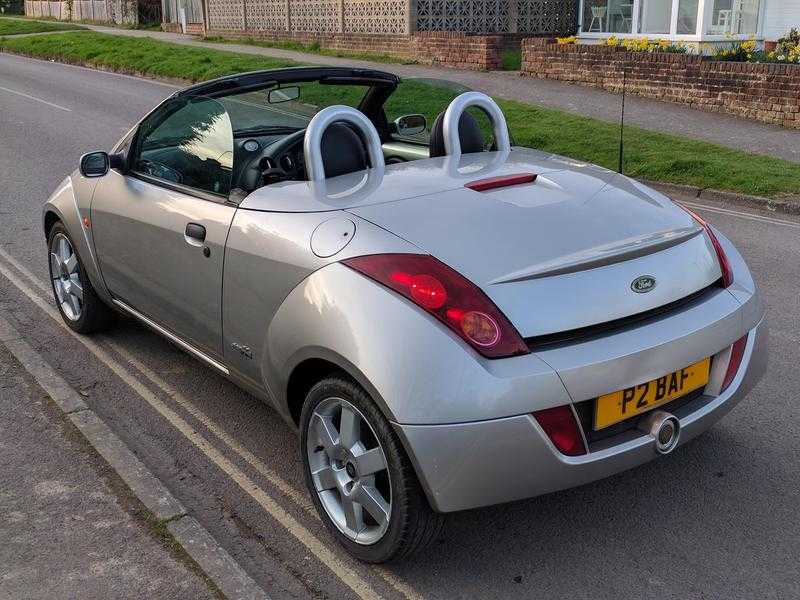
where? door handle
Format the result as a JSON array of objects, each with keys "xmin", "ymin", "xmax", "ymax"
[{"xmin": 184, "ymin": 223, "xmax": 206, "ymax": 246}]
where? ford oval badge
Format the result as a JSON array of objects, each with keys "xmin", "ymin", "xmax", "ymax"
[{"xmin": 631, "ymin": 275, "xmax": 657, "ymax": 294}]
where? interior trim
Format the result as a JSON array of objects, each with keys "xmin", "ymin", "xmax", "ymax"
[
  {"xmin": 111, "ymin": 299, "xmax": 230, "ymax": 375},
  {"xmin": 382, "ymin": 141, "xmax": 430, "ymax": 161}
]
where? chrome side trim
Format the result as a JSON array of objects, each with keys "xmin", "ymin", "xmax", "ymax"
[
  {"xmin": 381, "ymin": 141, "xmax": 430, "ymax": 161},
  {"xmin": 112, "ymin": 299, "xmax": 230, "ymax": 375}
]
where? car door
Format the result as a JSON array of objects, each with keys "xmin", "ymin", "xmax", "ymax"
[{"xmin": 91, "ymin": 96, "xmax": 236, "ymax": 360}]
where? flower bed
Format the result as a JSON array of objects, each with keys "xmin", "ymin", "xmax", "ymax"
[{"xmin": 521, "ymin": 37, "xmax": 800, "ymax": 129}]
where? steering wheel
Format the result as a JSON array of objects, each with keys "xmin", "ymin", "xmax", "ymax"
[
  {"xmin": 138, "ymin": 158, "xmax": 184, "ymax": 184},
  {"xmin": 238, "ymin": 129, "xmax": 306, "ymax": 192}
]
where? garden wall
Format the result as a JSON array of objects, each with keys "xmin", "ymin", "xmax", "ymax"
[
  {"xmin": 521, "ymin": 38, "xmax": 800, "ymax": 129},
  {"xmin": 204, "ymin": 29, "xmax": 507, "ymax": 70}
]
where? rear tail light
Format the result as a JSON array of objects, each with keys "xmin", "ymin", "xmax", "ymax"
[
  {"xmin": 679, "ymin": 205, "xmax": 733, "ymax": 287},
  {"xmin": 533, "ymin": 405, "xmax": 587, "ymax": 456},
  {"xmin": 721, "ymin": 334, "xmax": 748, "ymax": 392},
  {"xmin": 342, "ymin": 254, "xmax": 529, "ymax": 359}
]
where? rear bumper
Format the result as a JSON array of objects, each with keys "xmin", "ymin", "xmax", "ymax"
[{"xmin": 395, "ymin": 318, "xmax": 767, "ymax": 513}]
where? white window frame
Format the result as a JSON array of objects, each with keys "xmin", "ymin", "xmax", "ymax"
[{"xmin": 577, "ymin": 0, "xmax": 764, "ymax": 41}]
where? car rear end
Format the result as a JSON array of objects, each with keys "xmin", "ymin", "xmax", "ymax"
[
  {"xmin": 390, "ymin": 224, "xmax": 765, "ymax": 512},
  {"xmin": 346, "ymin": 159, "xmax": 766, "ymax": 513}
]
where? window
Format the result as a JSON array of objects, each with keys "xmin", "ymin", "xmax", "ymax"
[
  {"xmin": 133, "ymin": 97, "xmax": 234, "ymax": 197},
  {"xmin": 639, "ymin": 0, "xmax": 672, "ymax": 34},
  {"xmin": 582, "ymin": 0, "xmax": 634, "ymax": 34},
  {"xmin": 677, "ymin": 0, "xmax": 700, "ymax": 34},
  {"xmin": 219, "ymin": 81, "xmax": 369, "ymax": 132},
  {"xmin": 707, "ymin": 0, "xmax": 761, "ymax": 35}
]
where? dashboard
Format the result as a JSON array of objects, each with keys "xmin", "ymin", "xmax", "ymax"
[{"xmin": 233, "ymin": 128, "xmax": 430, "ymax": 192}]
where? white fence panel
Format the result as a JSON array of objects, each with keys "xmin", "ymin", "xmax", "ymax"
[{"xmin": 25, "ymin": 0, "xmax": 112, "ymax": 22}]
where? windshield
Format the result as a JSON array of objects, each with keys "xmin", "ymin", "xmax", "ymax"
[{"xmin": 219, "ymin": 81, "xmax": 369, "ymax": 135}]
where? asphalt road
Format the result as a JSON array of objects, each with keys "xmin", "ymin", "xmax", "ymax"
[{"xmin": 1, "ymin": 52, "xmax": 799, "ymax": 600}]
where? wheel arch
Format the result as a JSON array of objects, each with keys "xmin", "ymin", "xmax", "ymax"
[
  {"xmin": 286, "ymin": 357, "xmax": 346, "ymax": 427},
  {"xmin": 44, "ymin": 209, "xmax": 62, "ymax": 239},
  {"xmin": 282, "ymin": 349, "xmax": 395, "ymax": 429},
  {"xmin": 285, "ymin": 352, "xmax": 444, "ymax": 517},
  {"xmin": 42, "ymin": 174, "xmax": 113, "ymax": 305}
]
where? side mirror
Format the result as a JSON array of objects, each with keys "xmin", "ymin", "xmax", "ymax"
[
  {"xmin": 392, "ymin": 114, "xmax": 427, "ymax": 137},
  {"xmin": 79, "ymin": 152, "xmax": 124, "ymax": 177},
  {"xmin": 80, "ymin": 152, "xmax": 110, "ymax": 177},
  {"xmin": 268, "ymin": 86, "xmax": 300, "ymax": 104}
]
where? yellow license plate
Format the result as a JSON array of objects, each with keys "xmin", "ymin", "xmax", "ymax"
[{"xmin": 594, "ymin": 358, "xmax": 711, "ymax": 430}]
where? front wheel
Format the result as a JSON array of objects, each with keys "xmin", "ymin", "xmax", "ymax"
[
  {"xmin": 300, "ymin": 377, "xmax": 444, "ymax": 562},
  {"xmin": 48, "ymin": 222, "xmax": 113, "ymax": 334}
]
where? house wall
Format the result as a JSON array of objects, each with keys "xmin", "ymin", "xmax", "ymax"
[
  {"xmin": 199, "ymin": 0, "xmax": 575, "ymax": 69},
  {"xmin": 763, "ymin": 0, "xmax": 800, "ymax": 41},
  {"xmin": 201, "ymin": 0, "xmax": 577, "ymax": 36},
  {"xmin": 521, "ymin": 37, "xmax": 800, "ymax": 128}
]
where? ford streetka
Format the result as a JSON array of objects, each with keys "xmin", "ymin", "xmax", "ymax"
[{"xmin": 43, "ymin": 67, "xmax": 767, "ymax": 562}]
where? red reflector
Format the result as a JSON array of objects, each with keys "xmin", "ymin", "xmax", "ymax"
[
  {"xmin": 465, "ymin": 173, "xmax": 537, "ymax": 192},
  {"xmin": 722, "ymin": 334, "xmax": 748, "ymax": 392},
  {"xmin": 533, "ymin": 405, "xmax": 587, "ymax": 456}
]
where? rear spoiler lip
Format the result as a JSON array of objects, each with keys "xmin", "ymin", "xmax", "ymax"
[{"xmin": 488, "ymin": 226, "xmax": 704, "ymax": 285}]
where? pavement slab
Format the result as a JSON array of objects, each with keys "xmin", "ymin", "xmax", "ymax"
[{"xmin": 0, "ymin": 345, "xmax": 218, "ymax": 600}]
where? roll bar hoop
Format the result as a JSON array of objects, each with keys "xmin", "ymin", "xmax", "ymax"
[
  {"xmin": 304, "ymin": 105, "xmax": 385, "ymax": 183},
  {"xmin": 442, "ymin": 92, "xmax": 511, "ymax": 157}
]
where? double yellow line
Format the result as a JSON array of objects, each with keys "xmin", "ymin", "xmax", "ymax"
[{"xmin": 0, "ymin": 247, "xmax": 422, "ymax": 600}]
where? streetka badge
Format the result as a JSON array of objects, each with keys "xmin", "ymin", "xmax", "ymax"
[{"xmin": 631, "ymin": 275, "xmax": 657, "ymax": 294}]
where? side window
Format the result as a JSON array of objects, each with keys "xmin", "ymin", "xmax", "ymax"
[{"xmin": 132, "ymin": 97, "xmax": 233, "ymax": 197}]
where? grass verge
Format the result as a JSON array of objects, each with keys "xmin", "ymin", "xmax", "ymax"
[
  {"xmin": 202, "ymin": 34, "xmax": 416, "ymax": 65},
  {"xmin": 0, "ymin": 30, "xmax": 296, "ymax": 80},
  {"xmin": 0, "ymin": 30, "xmax": 796, "ymax": 197},
  {"xmin": 0, "ymin": 15, "xmax": 84, "ymax": 35}
]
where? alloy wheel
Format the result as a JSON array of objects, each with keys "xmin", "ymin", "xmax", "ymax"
[
  {"xmin": 306, "ymin": 397, "xmax": 392, "ymax": 545},
  {"xmin": 50, "ymin": 233, "xmax": 83, "ymax": 321}
]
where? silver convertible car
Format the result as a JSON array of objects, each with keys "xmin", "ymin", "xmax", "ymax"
[{"xmin": 44, "ymin": 67, "xmax": 767, "ymax": 562}]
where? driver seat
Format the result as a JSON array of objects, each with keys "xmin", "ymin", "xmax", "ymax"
[
  {"xmin": 428, "ymin": 111, "xmax": 485, "ymax": 158},
  {"xmin": 320, "ymin": 122, "xmax": 369, "ymax": 178}
]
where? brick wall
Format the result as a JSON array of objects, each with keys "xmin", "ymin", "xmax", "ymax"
[
  {"xmin": 414, "ymin": 32, "xmax": 504, "ymax": 70},
  {"xmin": 521, "ymin": 38, "xmax": 800, "ymax": 129},
  {"xmin": 204, "ymin": 29, "xmax": 506, "ymax": 70}
]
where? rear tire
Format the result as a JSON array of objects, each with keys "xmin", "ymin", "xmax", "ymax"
[
  {"xmin": 48, "ymin": 222, "xmax": 114, "ymax": 334},
  {"xmin": 300, "ymin": 376, "xmax": 444, "ymax": 562}
]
